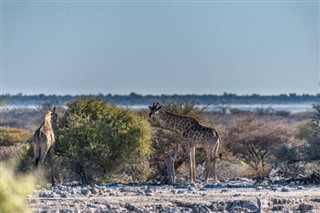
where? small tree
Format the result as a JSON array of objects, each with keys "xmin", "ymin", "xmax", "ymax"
[
  {"xmin": 56, "ymin": 97, "xmax": 152, "ymax": 183},
  {"xmin": 226, "ymin": 117, "xmax": 295, "ymax": 176}
]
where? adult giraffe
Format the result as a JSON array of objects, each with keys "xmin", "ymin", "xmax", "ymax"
[
  {"xmin": 33, "ymin": 107, "xmax": 58, "ymax": 185},
  {"xmin": 149, "ymin": 103, "xmax": 220, "ymax": 183}
]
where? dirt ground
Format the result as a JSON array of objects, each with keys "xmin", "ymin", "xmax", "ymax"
[{"xmin": 27, "ymin": 182, "xmax": 320, "ymax": 212}]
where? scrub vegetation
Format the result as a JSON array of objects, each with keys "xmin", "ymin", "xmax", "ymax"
[{"xmin": 0, "ymin": 97, "xmax": 319, "ymax": 185}]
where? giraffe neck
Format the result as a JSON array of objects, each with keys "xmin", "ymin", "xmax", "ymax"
[
  {"xmin": 42, "ymin": 113, "xmax": 53, "ymax": 132},
  {"xmin": 158, "ymin": 109, "xmax": 196, "ymax": 132}
]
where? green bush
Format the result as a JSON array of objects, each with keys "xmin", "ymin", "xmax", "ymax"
[
  {"xmin": 296, "ymin": 121, "xmax": 320, "ymax": 161},
  {"xmin": 0, "ymin": 163, "xmax": 34, "ymax": 213},
  {"xmin": 56, "ymin": 97, "xmax": 152, "ymax": 184},
  {"xmin": 295, "ymin": 104, "xmax": 320, "ymax": 162}
]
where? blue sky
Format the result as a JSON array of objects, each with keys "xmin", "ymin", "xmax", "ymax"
[{"xmin": 1, "ymin": 0, "xmax": 319, "ymax": 95}]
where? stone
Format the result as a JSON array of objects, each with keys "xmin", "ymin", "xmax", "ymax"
[
  {"xmin": 90, "ymin": 187, "xmax": 99, "ymax": 194},
  {"xmin": 297, "ymin": 186, "xmax": 304, "ymax": 190},
  {"xmin": 125, "ymin": 203, "xmax": 139, "ymax": 212},
  {"xmin": 144, "ymin": 188, "xmax": 153, "ymax": 194},
  {"xmin": 87, "ymin": 203, "xmax": 98, "ymax": 208},
  {"xmin": 256, "ymin": 186, "xmax": 264, "ymax": 191},
  {"xmin": 312, "ymin": 198, "xmax": 320, "ymax": 203},
  {"xmin": 38, "ymin": 190, "xmax": 54, "ymax": 198},
  {"xmin": 272, "ymin": 205, "xmax": 285, "ymax": 211},
  {"xmin": 298, "ymin": 203, "xmax": 313, "ymax": 211},
  {"xmin": 80, "ymin": 188, "xmax": 90, "ymax": 196},
  {"xmin": 281, "ymin": 186, "xmax": 290, "ymax": 192},
  {"xmin": 60, "ymin": 192, "xmax": 67, "ymax": 198},
  {"xmin": 177, "ymin": 190, "xmax": 186, "ymax": 194}
]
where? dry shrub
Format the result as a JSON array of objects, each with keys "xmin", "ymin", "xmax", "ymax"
[
  {"xmin": 0, "ymin": 144, "xmax": 25, "ymax": 161},
  {"xmin": 226, "ymin": 117, "xmax": 297, "ymax": 176}
]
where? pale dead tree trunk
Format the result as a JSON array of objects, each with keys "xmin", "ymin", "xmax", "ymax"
[{"xmin": 166, "ymin": 143, "xmax": 179, "ymax": 184}]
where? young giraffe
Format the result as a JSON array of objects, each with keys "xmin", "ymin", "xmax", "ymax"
[
  {"xmin": 149, "ymin": 102, "xmax": 220, "ymax": 183},
  {"xmin": 33, "ymin": 108, "xmax": 58, "ymax": 185}
]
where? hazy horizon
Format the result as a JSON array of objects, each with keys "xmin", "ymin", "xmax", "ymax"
[
  {"xmin": 2, "ymin": 91, "xmax": 320, "ymax": 96},
  {"xmin": 1, "ymin": 1, "xmax": 319, "ymax": 96}
]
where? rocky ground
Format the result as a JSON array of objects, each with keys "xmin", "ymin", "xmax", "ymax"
[{"xmin": 27, "ymin": 178, "xmax": 320, "ymax": 213}]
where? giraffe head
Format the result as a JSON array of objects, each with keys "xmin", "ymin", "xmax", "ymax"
[
  {"xmin": 51, "ymin": 107, "xmax": 58, "ymax": 122},
  {"xmin": 45, "ymin": 107, "xmax": 58, "ymax": 123},
  {"xmin": 148, "ymin": 102, "xmax": 162, "ymax": 117}
]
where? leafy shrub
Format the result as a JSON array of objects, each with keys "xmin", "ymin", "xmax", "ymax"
[
  {"xmin": 296, "ymin": 120, "xmax": 320, "ymax": 161},
  {"xmin": 16, "ymin": 138, "xmax": 34, "ymax": 173},
  {"xmin": 56, "ymin": 97, "xmax": 152, "ymax": 184},
  {"xmin": 0, "ymin": 163, "xmax": 35, "ymax": 213},
  {"xmin": 0, "ymin": 127, "xmax": 30, "ymax": 146}
]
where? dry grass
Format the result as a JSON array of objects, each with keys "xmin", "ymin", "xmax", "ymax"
[
  {"xmin": 0, "ymin": 143, "xmax": 25, "ymax": 161},
  {"xmin": 0, "ymin": 126, "xmax": 31, "ymax": 146}
]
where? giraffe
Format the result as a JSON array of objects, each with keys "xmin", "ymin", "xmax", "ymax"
[
  {"xmin": 149, "ymin": 102, "xmax": 220, "ymax": 183},
  {"xmin": 33, "ymin": 107, "xmax": 58, "ymax": 185}
]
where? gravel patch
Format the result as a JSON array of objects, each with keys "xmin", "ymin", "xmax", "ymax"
[{"xmin": 27, "ymin": 180, "xmax": 320, "ymax": 212}]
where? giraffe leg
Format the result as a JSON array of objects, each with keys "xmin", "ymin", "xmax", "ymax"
[
  {"xmin": 48, "ymin": 146, "xmax": 55, "ymax": 186},
  {"xmin": 188, "ymin": 148, "xmax": 194, "ymax": 183},
  {"xmin": 39, "ymin": 139, "xmax": 50, "ymax": 165},
  {"xmin": 36, "ymin": 143, "xmax": 48, "ymax": 180},
  {"xmin": 204, "ymin": 162, "xmax": 212, "ymax": 183},
  {"xmin": 191, "ymin": 147, "xmax": 196, "ymax": 183},
  {"xmin": 212, "ymin": 141, "xmax": 220, "ymax": 184},
  {"xmin": 204, "ymin": 151, "xmax": 211, "ymax": 183},
  {"xmin": 32, "ymin": 141, "xmax": 40, "ymax": 167},
  {"xmin": 212, "ymin": 157, "xmax": 217, "ymax": 184}
]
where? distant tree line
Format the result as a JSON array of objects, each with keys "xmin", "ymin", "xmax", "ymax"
[{"xmin": 1, "ymin": 92, "xmax": 319, "ymax": 106}]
